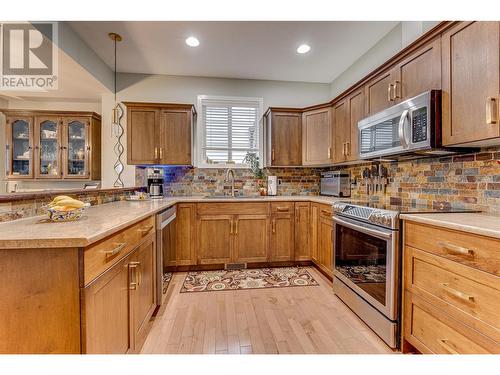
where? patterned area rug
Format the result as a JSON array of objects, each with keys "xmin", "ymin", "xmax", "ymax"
[
  {"xmin": 336, "ymin": 265, "xmax": 386, "ymax": 283},
  {"xmin": 180, "ymin": 267, "xmax": 319, "ymax": 293}
]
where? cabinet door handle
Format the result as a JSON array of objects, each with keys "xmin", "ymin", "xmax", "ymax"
[
  {"xmin": 437, "ymin": 241, "xmax": 474, "ymax": 257},
  {"xmin": 272, "ymin": 218, "xmax": 276, "ymax": 233},
  {"xmin": 346, "ymin": 142, "xmax": 350, "ymax": 157},
  {"xmin": 138, "ymin": 225, "xmax": 154, "ymax": 236},
  {"xmin": 437, "ymin": 339, "xmax": 459, "ymax": 354},
  {"xmin": 129, "ymin": 261, "xmax": 139, "ymax": 290},
  {"xmin": 154, "ymin": 147, "xmax": 158, "ymax": 159},
  {"xmin": 103, "ymin": 242, "xmax": 126, "ymax": 258},
  {"xmin": 387, "ymin": 84, "xmax": 394, "ymax": 102},
  {"xmin": 439, "ymin": 283, "xmax": 474, "ymax": 303},
  {"xmin": 235, "ymin": 220, "xmax": 238, "ymax": 235},
  {"xmin": 272, "ymin": 148, "xmax": 275, "ymax": 161},
  {"xmin": 327, "ymin": 147, "xmax": 331, "ymax": 159},
  {"xmin": 295, "ymin": 208, "xmax": 299, "ymax": 222},
  {"xmin": 486, "ymin": 97, "xmax": 498, "ymax": 124},
  {"xmin": 230, "ymin": 220, "xmax": 233, "ymax": 234},
  {"xmin": 393, "ymin": 80, "xmax": 400, "ymax": 100},
  {"xmin": 159, "ymin": 147, "xmax": 164, "ymax": 159}
]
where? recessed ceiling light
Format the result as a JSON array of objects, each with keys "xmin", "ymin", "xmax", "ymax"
[
  {"xmin": 185, "ymin": 36, "xmax": 200, "ymax": 47},
  {"xmin": 297, "ymin": 44, "xmax": 311, "ymax": 54}
]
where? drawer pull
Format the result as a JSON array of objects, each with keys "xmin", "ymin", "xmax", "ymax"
[
  {"xmin": 138, "ymin": 225, "xmax": 154, "ymax": 235},
  {"xmin": 440, "ymin": 283, "xmax": 474, "ymax": 303},
  {"xmin": 276, "ymin": 207, "xmax": 289, "ymax": 212},
  {"xmin": 438, "ymin": 241, "xmax": 474, "ymax": 257},
  {"xmin": 129, "ymin": 261, "xmax": 139, "ymax": 290},
  {"xmin": 321, "ymin": 209, "xmax": 331, "ymax": 216},
  {"xmin": 103, "ymin": 242, "xmax": 126, "ymax": 258},
  {"xmin": 438, "ymin": 339, "xmax": 459, "ymax": 354}
]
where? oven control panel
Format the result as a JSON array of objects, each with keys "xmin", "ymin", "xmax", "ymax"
[{"xmin": 412, "ymin": 107, "xmax": 428, "ymax": 143}]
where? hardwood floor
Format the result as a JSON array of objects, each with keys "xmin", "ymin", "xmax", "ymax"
[{"xmin": 141, "ymin": 267, "xmax": 394, "ymax": 354}]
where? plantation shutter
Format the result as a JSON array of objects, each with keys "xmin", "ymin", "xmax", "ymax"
[{"xmin": 201, "ymin": 98, "xmax": 260, "ymax": 165}]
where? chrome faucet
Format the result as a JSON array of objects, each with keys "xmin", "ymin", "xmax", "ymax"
[{"xmin": 224, "ymin": 168, "xmax": 236, "ymax": 197}]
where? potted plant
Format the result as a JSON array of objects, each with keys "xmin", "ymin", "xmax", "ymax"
[{"xmin": 243, "ymin": 152, "xmax": 267, "ymax": 195}]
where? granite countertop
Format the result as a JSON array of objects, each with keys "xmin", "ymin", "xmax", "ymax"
[
  {"xmin": 400, "ymin": 212, "xmax": 500, "ymax": 240},
  {"xmin": 0, "ymin": 195, "xmax": 348, "ymax": 249}
]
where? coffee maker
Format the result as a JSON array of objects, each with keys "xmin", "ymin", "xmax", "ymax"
[{"xmin": 147, "ymin": 168, "xmax": 164, "ymax": 199}]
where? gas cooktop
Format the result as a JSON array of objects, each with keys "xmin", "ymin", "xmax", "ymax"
[{"xmin": 332, "ymin": 200, "xmax": 480, "ymax": 230}]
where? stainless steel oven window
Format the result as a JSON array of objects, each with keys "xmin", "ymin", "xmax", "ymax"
[{"xmin": 332, "ymin": 216, "xmax": 398, "ymax": 320}]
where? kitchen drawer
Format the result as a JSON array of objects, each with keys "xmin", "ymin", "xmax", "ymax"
[
  {"xmin": 196, "ymin": 202, "xmax": 269, "ymax": 215},
  {"xmin": 84, "ymin": 216, "xmax": 155, "ymax": 285},
  {"xmin": 318, "ymin": 204, "xmax": 333, "ymax": 218},
  {"xmin": 405, "ymin": 246, "xmax": 500, "ymax": 341},
  {"xmin": 404, "ymin": 221, "xmax": 500, "ymax": 276},
  {"xmin": 404, "ymin": 291, "xmax": 498, "ymax": 354},
  {"xmin": 270, "ymin": 202, "xmax": 294, "ymax": 214}
]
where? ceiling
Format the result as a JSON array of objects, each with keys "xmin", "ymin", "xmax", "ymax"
[{"xmin": 68, "ymin": 21, "xmax": 399, "ymax": 83}]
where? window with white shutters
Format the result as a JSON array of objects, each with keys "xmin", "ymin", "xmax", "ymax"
[{"xmin": 196, "ymin": 96, "xmax": 263, "ymax": 168}]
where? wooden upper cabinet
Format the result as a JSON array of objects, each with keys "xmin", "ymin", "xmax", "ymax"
[
  {"xmin": 346, "ymin": 88, "xmax": 365, "ymax": 161},
  {"xmin": 126, "ymin": 107, "xmax": 159, "ymax": 164},
  {"xmin": 3, "ymin": 110, "xmax": 101, "ymax": 181},
  {"xmin": 302, "ymin": 106, "xmax": 332, "ymax": 165},
  {"xmin": 365, "ymin": 68, "xmax": 396, "ymax": 115},
  {"xmin": 265, "ymin": 109, "xmax": 302, "ymax": 166},
  {"xmin": 159, "ymin": 108, "xmax": 193, "ymax": 165},
  {"xmin": 441, "ymin": 21, "xmax": 500, "ymax": 146},
  {"xmin": 125, "ymin": 102, "xmax": 195, "ymax": 165},
  {"xmin": 332, "ymin": 100, "xmax": 349, "ymax": 163},
  {"xmin": 393, "ymin": 38, "xmax": 441, "ymax": 102}
]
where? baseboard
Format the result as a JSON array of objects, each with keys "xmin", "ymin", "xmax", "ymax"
[{"xmin": 165, "ymin": 260, "xmax": 314, "ymax": 273}]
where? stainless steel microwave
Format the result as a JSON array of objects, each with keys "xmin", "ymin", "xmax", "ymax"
[{"xmin": 357, "ymin": 90, "xmax": 466, "ymax": 160}]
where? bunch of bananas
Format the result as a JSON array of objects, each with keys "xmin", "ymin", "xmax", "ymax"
[{"xmin": 48, "ymin": 196, "xmax": 86, "ymax": 211}]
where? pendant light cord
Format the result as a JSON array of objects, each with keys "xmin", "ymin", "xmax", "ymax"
[{"xmin": 114, "ymin": 36, "xmax": 117, "ymax": 102}]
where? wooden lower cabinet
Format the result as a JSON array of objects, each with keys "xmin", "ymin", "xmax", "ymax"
[
  {"xmin": 197, "ymin": 215, "xmax": 233, "ymax": 264},
  {"xmin": 311, "ymin": 204, "xmax": 334, "ymax": 278},
  {"xmin": 174, "ymin": 203, "xmax": 196, "ymax": 266},
  {"xmin": 83, "ymin": 251, "xmax": 133, "ymax": 354},
  {"xmin": 234, "ymin": 215, "xmax": 269, "ymax": 263},
  {"xmin": 270, "ymin": 204, "xmax": 295, "ymax": 262},
  {"xmin": 294, "ymin": 202, "xmax": 310, "ymax": 261},
  {"xmin": 130, "ymin": 236, "xmax": 157, "ymax": 351},
  {"xmin": 403, "ymin": 221, "xmax": 500, "ymax": 354},
  {"xmin": 83, "ymin": 233, "xmax": 156, "ymax": 354}
]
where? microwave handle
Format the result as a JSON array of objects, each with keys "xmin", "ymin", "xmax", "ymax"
[{"xmin": 398, "ymin": 109, "xmax": 409, "ymax": 148}]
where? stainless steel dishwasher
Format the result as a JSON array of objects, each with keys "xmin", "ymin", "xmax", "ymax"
[{"xmin": 156, "ymin": 205, "xmax": 176, "ymax": 306}]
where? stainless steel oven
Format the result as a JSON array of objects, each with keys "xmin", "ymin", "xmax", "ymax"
[{"xmin": 331, "ymin": 202, "xmax": 400, "ymax": 348}]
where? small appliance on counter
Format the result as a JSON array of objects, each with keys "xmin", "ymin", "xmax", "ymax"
[
  {"xmin": 320, "ymin": 171, "xmax": 350, "ymax": 197},
  {"xmin": 267, "ymin": 176, "xmax": 278, "ymax": 196},
  {"xmin": 147, "ymin": 168, "xmax": 164, "ymax": 199}
]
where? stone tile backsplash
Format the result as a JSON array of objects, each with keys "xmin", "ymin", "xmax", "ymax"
[
  {"xmin": 136, "ymin": 166, "xmax": 322, "ymax": 197},
  {"xmin": 341, "ymin": 147, "xmax": 500, "ymax": 214}
]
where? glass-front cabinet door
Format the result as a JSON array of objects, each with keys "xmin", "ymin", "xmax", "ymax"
[
  {"xmin": 64, "ymin": 118, "xmax": 90, "ymax": 178},
  {"xmin": 36, "ymin": 117, "xmax": 62, "ymax": 178},
  {"xmin": 6, "ymin": 116, "xmax": 34, "ymax": 178}
]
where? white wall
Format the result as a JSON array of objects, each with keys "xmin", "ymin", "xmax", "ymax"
[{"xmin": 100, "ymin": 74, "xmax": 331, "ymax": 187}]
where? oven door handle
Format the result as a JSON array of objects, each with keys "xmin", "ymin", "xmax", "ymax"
[
  {"xmin": 398, "ymin": 109, "xmax": 409, "ymax": 149},
  {"xmin": 332, "ymin": 216, "xmax": 393, "ymax": 240}
]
